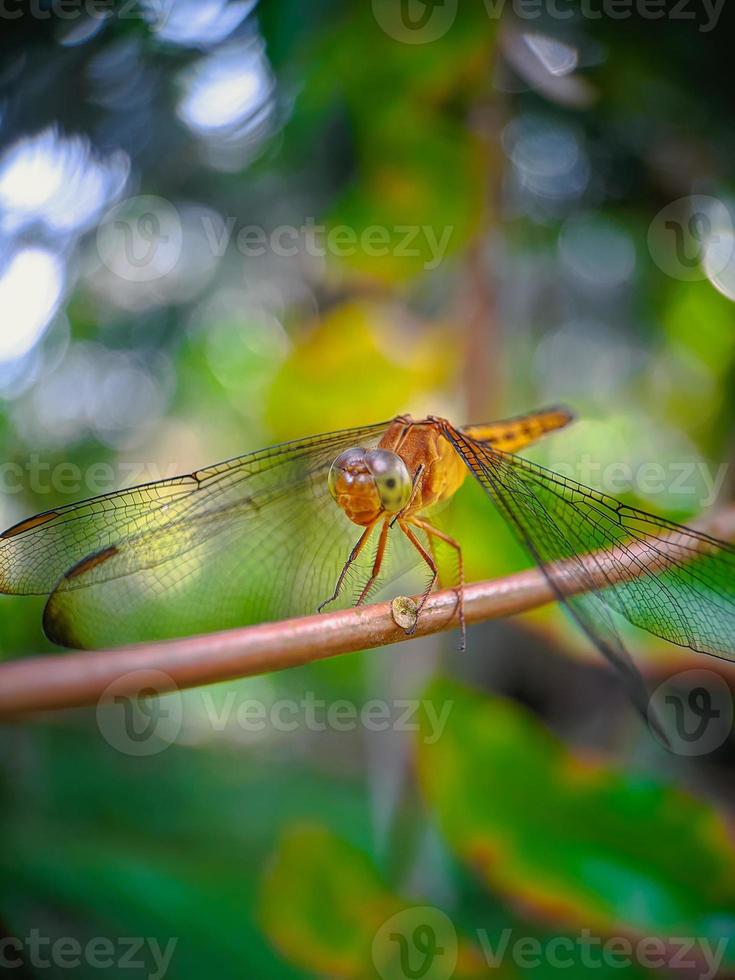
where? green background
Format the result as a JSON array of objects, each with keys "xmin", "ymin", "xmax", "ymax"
[{"xmin": 1, "ymin": 2, "xmax": 735, "ymax": 977}]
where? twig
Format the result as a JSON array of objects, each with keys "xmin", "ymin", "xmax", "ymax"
[
  {"xmin": 0, "ymin": 569, "xmax": 553, "ymax": 719},
  {"xmin": 0, "ymin": 505, "xmax": 734, "ymax": 720}
]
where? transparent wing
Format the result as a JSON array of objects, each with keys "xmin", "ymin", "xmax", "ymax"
[
  {"xmin": 0, "ymin": 421, "xmax": 425, "ymax": 648},
  {"xmin": 444, "ymin": 424, "xmax": 735, "ymax": 726}
]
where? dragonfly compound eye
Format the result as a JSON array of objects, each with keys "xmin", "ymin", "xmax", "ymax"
[
  {"xmin": 365, "ymin": 449, "xmax": 412, "ymax": 514},
  {"xmin": 328, "ymin": 447, "xmax": 369, "ymax": 500}
]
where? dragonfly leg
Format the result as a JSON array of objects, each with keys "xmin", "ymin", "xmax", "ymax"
[
  {"xmin": 355, "ymin": 517, "xmax": 390, "ymax": 606},
  {"xmin": 398, "ymin": 521, "xmax": 437, "ymax": 634},
  {"xmin": 317, "ymin": 520, "xmax": 377, "ymax": 613},
  {"xmin": 409, "ymin": 517, "xmax": 466, "ymax": 652},
  {"xmin": 390, "ymin": 463, "xmax": 425, "ymax": 529}
]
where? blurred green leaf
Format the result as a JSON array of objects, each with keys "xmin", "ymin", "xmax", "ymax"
[
  {"xmin": 266, "ymin": 301, "xmax": 458, "ymax": 438},
  {"xmin": 1, "ymin": 829, "xmax": 297, "ymax": 980},
  {"xmin": 296, "ymin": 3, "xmax": 496, "ymax": 282},
  {"xmin": 331, "ymin": 120, "xmax": 486, "ymax": 282},
  {"xmin": 662, "ymin": 280, "xmax": 735, "ymax": 379},
  {"xmin": 0, "ymin": 724, "xmax": 380, "ymax": 979},
  {"xmin": 419, "ymin": 678, "xmax": 735, "ymax": 953},
  {"xmin": 259, "ymin": 823, "xmax": 501, "ymax": 979}
]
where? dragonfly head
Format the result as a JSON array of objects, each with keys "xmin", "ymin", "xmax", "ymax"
[{"xmin": 328, "ymin": 447, "xmax": 412, "ymax": 523}]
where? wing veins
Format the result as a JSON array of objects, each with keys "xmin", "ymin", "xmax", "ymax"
[{"xmin": 516, "ymin": 459, "xmax": 735, "ymax": 628}]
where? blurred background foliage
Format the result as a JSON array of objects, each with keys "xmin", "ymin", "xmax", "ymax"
[{"xmin": 1, "ymin": 1, "xmax": 735, "ymax": 976}]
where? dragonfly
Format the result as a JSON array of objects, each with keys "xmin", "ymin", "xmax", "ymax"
[{"xmin": 2, "ymin": 407, "xmax": 735, "ymax": 729}]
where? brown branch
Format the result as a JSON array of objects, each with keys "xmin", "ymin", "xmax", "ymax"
[
  {"xmin": 0, "ymin": 569, "xmax": 553, "ymax": 719},
  {"xmin": 0, "ymin": 505, "xmax": 734, "ymax": 720}
]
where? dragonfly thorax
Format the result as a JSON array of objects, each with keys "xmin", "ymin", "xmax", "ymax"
[{"xmin": 328, "ymin": 447, "xmax": 412, "ymax": 526}]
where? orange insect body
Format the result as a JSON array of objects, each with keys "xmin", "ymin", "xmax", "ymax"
[
  {"xmin": 324, "ymin": 416, "xmax": 469, "ymax": 643},
  {"xmin": 325, "ymin": 409, "xmax": 573, "ymax": 644},
  {"xmin": 378, "ymin": 417, "xmax": 467, "ymax": 518},
  {"xmin": 331, "ymin": 417, "xmax": 466, "ymax": 528}
]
